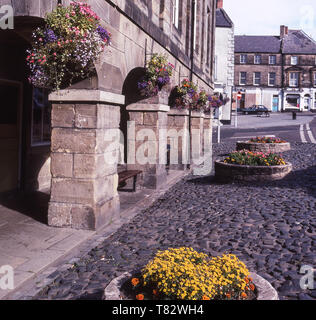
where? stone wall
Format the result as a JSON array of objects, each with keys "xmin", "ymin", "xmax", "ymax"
[
  {"xmin": 0, "ymin": 0, "xmax": 58, "ymax": 18},
  {"xmin": 87, "ymin": 0, "xmax": 216, "ymax": 94}
]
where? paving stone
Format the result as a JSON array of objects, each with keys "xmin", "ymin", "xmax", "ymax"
[{"xmin": 31, "ymin": 142, "xmax": 316, "ymax": 301}]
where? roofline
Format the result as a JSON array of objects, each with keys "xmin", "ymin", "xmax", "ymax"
[
  {"xmin": 235, "ymin": 35, "xmax": 280, "ymax": 38},
  {"xmin": 235, "ymin": 51, "xmax": 282, "ymax": 54},
  {"xmin": 220, "ymin": 8, "xmax": 234, "ymax": 27},
  {"xmin": 290, "ymin": 29, "xmax": 316, "ymax": 45}
]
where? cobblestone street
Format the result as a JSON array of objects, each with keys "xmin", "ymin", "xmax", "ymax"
[{"xmin": 33, "ymin": 142, "xmax": 316, "ymax": 300}]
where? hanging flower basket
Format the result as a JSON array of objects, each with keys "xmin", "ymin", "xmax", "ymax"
[
  {"xmin": 26, "ymin": 2, "xmax": 111, "ymax": 91},
  {"xmin": 172, "ymin": 79, "xmax": 200, "ymax": 111},
  {"xmin": 137, "ymin": 53, "xmax": 174, "ymax": 100}
]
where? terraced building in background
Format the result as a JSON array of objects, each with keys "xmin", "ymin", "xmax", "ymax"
[{"xmin": 234, "ymin": 25, "xmax": 316, "ymax": 112}]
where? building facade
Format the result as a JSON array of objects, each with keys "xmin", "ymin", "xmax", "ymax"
[
  {"xmin": 234, "ymin": 25, "xmax": 316, "ymax": 112},
  {"xmin": 0, "ymin": 0, "xmax": 216, "ymax": 229},
  {"xmin": 214, "ymin": 0, "xmax": 234, "ymax": 124}
]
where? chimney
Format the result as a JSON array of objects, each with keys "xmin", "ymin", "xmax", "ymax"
[
  {"xmin": 217, "ymin": 0, "xmax": 223, "ymax": 9},
  {"xmin": 280, "ymin": 25, "xmax": 288, "ymax": 38}
]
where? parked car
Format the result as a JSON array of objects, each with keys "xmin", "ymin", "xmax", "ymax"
[{"xmin": 242, "ymin": 105, "xmax": 270, "ymax": 117}]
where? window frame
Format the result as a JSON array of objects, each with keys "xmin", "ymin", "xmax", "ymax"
[
  {"xmin": 291, "ymin": 56, "xmax": 298, "ymax": 65},
  {"xmin": 239, "ymin": 72, "xmax": 247, "ymax": 85},
  {"xmin": 254, "ymin": 55, "xmax": 261, "ymax": 65},
  {"xmin": 268, "ymin": 72, "xmax": 276, "ymax": 86},
  {"xmin": 253, "ymin": 72, "xmax": 261, "ymax": 86},
  {"xmin": 289, "ymin": 72, "xmax": 299, "ymax": 87},
  {"xmin": 193, "ymin": 0, "xmax": 197, "ymax": 51},
  {"xmin": 240, "ymin": 54, "xmax": 247, "ymax": 64},
  {"xmin": 31, "ymin": 87, "xmax": 51, "ymax": 147},
  {"xmin": 172, "ymin": 0, "xmax": 180, "ymax": 29},
  {"xmin": 269, "ymin": 55, "xmax": 276, "ymax": 65}
]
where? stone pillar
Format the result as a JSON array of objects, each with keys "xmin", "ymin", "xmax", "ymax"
[
  {"xmin": 127, "ymin": 101, "xmax": 170, "ymax": 189},
  {"xmin": 48, "ymin": 89, "xmax": 124, "ymax": 231},
  {"xmin": 203, "ymin": 113, "xmax": 213, "ymax": 154},
  {"xmin": 190, "ymin": 111, "xmax": 204, "ymax": 165},
  {"xmin": 167, "ymin": 109, "xmax": 190, "ymax": 170}
]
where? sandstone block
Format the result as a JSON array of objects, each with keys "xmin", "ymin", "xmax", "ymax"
[
  {"xmin": 51, "ymin": 104, "xmax": 75, "ymax": 128},
  {"xmin": 51, "ymin": 153, "xmax": 73, "ymax": 178}
]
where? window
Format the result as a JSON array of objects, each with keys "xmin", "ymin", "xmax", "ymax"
[
  {"xmin": 289, "ymin": 72, "xmax": 299, "ymax": 87},
  {"xmin": 172, "ymin": 0, "xmax": 179, "ymax": 29},
  {"xmin": 214, "ymin": 55, "xmax": 218, "ymax": 80},
  {"xmin": 291, "ymin": 56, "xmax": 298, "ymax": 65},
  {"xmin": 193, "ymin": 0, "xmax": 197, "ymax": 50},
  {"xmin": 206, "ymin": 6, "xmax": 211, "ymax": 66},
  {"xmin": 314, "ymin": 73, "xmax": 316, "ymax": 86},
  {"xmin": 253, "ymin": 72, "xmax": 261, "ymax": 85},
  {"xmin": 269, "ymin": 55, "xmax": 276, "ymax": 65},
  {"xmin": 32, "ymin": 88, "xmax": 51, "ymax": 146},
  {"xmin": 239, "ymin": 72, "xmax": 247, "ymax": 85},
  {"xmin": 269, "ymin": 72, "xmax": 276, "ymax": 86},
  {"xmin": 254, "ymin": 55, "xmax": 261, "ymax": 64},
  {"xmin": 240, "ymin": 54, "xmax": 247, "ymax": 64}
]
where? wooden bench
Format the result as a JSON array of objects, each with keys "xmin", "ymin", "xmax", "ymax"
[{"xmin": 118, "ymin": 170, "xmax": 142, "ymax": 192}]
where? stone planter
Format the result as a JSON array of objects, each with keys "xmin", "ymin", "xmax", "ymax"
[
  {"xmin": 103, "ymin": 272, "xmax": 279, "ymax": 300},
  {"xmin": 236, "ymin": 141, "xmax": 291, "ymax": 153},
  {"xmin": 139, "ymin": 86, "xmax": 170, "ymax": 105},
  {"xmin": 215, "ymin": 161, "xmax": 292, "ymax": 182}
]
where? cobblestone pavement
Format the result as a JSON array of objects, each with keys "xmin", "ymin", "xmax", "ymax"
[{"xmin": 33, "ymin": 142, "xmax": 316, "ymax": 300}]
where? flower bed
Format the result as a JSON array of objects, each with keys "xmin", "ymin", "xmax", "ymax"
[
  {"xmin": 223, "ymin": 150, "xmax": 287, "ymax": 166},
  {"xmin": 237, "ymin": 137, "xmax": 291, "ymax": 153},
  {"xmin": 27, "ymin": 2, "xmax": 111, "ymax": 90},
  {"xmin": 104, "ymin": 248, "xmax": 261, "ymax": 301},
  {"xmin": 103, "ymin": 248, "xmax": 278, "ymax": 301},
  {"xmin": 215, "ymin": 150, "xmax": 292, "ymax": 182}
]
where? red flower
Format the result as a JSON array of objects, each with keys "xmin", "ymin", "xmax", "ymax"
[{"xmin": 136, "ymin": 294, "xmax": 144, "ymax": 300}]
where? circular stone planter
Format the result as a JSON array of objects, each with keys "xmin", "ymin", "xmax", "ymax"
[
  {"xmin": 236, "ymin": 141, "xmax": 291, "ymax": 153},
  {"xmin": 103, "ymin": 272, "xmax": 279, "ymax": 300},
  {"xmin": 215, "ymin": 161, "xmax": 292, "ymax": 182}
]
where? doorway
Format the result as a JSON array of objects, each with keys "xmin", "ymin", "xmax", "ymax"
[
  {"xmin": 272, "ymin": 95, "xmax": 279, "ymax": 112},
  {"xmin": 0, "ymin": 80, "xmax": 22, "ymax": 193},
  {"xmin": 304, "ymin": 95, "xmax": 311, "ymax": 111}
]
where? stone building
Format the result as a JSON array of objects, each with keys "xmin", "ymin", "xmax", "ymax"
[
  {"xmin": 234, "ymin": 33, "xmax": 283, "ymax": 112},
  {"xmin": 214, "ymin": 0, "xmax": 234, "ymax": 124},
  {"xmin": 282, "ymin": 28, "xmax": 316, "ymax": 111},
  {"xmin": 0, "ymin": 0, "xmax": 216, "ymax": 230},
  {"xmin": 234, "ymin": 25, "xmax": 316, "ymax": 112}
]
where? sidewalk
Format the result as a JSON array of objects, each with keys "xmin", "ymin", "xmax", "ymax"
[{"xmin": 0, "ymin": 170, "xmax": 188, "ymax": 300}]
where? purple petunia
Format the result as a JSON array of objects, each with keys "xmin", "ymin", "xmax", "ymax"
[
  {"xmin": 97, "ymin": 26, "xmax": 111, "ymax": 43},
  {"xmin": 43, "ymin": 29, "xmax": 58, "ymax": 44}
]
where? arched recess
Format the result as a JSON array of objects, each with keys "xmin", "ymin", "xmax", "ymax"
[{"xmin": 119, "ymin": 67, "xmax": 147, "ymax": 164}]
